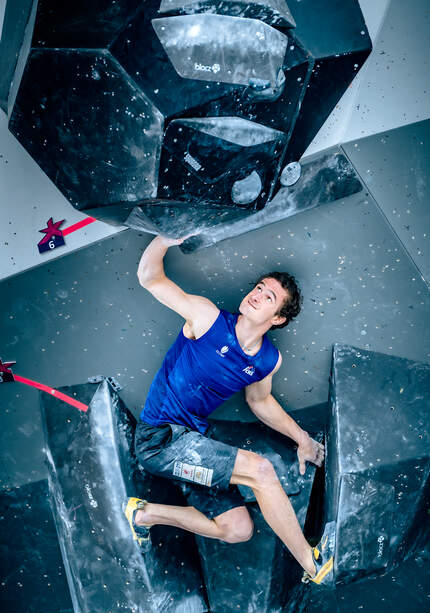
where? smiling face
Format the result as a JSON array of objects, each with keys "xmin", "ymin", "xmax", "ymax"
[{"xmin": 239, "ymin": 277, "xmax": 289, "ymax": 328}]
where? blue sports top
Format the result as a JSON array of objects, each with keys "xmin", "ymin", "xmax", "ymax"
[{"xmin": 140, "ymin": 309, "xmax": 279, "ymax": 434}]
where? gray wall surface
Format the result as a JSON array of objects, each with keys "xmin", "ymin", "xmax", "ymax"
[
  {"xmin": 1, "ymin": 171, "xmax": 429, "ymax": 488},
  {"xmin": 343, "ymin": 119, "xmax": 430, "ymax": 285}
]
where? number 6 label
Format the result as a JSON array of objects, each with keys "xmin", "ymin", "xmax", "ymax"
[{"xmin": 38, "ymin": 217, "xmax": 65, "ymax": 254}]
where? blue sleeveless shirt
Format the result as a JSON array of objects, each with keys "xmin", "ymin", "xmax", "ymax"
[{"xmin": 140, "ymin": 309, "xmax": 279, "ymax": 434}]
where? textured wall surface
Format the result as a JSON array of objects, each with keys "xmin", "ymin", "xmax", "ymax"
[
  {"xmin": 1, "ymin": 177, "xmax": 429, "ymax": 488},
  {"xmin": 0, "ymin": 3, "xmax": 429, "ymax": 610},
  {"xmin": 343, "ymin": 119, "xmax": 430, "ymax": 285},
  {"xmin": 1, "ymin": 0, "xmax": 429, "ymax": 280}
]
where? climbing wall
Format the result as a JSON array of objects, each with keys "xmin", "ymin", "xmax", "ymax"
[{"xmin": 1, "ymin": 1, "xmax": 429, "ymax": 612}]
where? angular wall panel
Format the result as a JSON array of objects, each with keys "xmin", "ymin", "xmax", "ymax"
[
  {"xmin": 326, "ymin": 344, "xmax": 430, "ymax": 585},
  {"xmin": 9, "ymin": 49, "xmax": 163, "ymax": 210},
  {"xmin": 195, "ymin": 418, "xmax": 323, "ymax": 613},
  {"xmin": 41, "ymin": 380, "xmax": 207, "ymax": 613}
]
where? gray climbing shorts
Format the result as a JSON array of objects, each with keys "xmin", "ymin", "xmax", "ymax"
[{"xmin": 134, "ymin": 420, "xmax": 244, "ymax": 519}]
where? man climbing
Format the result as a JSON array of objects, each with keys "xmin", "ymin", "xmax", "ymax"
[{"xmin": 124, "ymin": 234, "xmax": 334, "ymax": 586}]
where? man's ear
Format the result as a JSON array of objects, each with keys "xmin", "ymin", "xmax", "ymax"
[{"xmin": 271, "ymin": 314, "xmax": 286, "ymax": 327}]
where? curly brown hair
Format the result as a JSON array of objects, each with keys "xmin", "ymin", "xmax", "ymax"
[{"xmin": 253, "ymin": 271, "xmax": 302, "ymax": 329}]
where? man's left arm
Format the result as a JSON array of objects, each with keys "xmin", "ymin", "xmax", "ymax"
[{"xmin": 245, "ymin": 352, "xmax": 324, "ymax": 475}]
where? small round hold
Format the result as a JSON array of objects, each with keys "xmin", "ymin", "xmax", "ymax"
[
  {"xmin": 280, "ymin": 161, "xmax": 301, "ymax": 187},
  {"xmin": 231, "ymin": 171, "xmax": 262, "ymax": 205}
]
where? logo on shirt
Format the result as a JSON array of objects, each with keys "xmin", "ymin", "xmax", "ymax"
[
  {"xmin": 243, "ymin": 365, "xmax": 255, "ymax": 376},
  {"xmin": 216, "ymin": 345, "xmax": 229, "ymax": 357}
]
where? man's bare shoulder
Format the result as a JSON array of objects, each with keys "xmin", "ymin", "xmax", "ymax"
[
  {"xmin": 186, "ymin": 295, "xmax": 220, "ymax": 339},
  {"xmin": 189, "ymin": 293, "xmax": 219, "ymax": 311},
  {"xmin": 271, "ymin": 350, "xmax": 282, "ymax": 375}
]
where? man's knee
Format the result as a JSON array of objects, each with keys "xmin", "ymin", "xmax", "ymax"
[
  {"xmin": 232, "ymin": 449, "xmax": 278, "ymax": 490},
  {"xmin": 219, "ymin": 519, "xmax": 254, "ymax": 544},
  {"xmin": 215, "ymin": 508, "xmax": 254, "ymax": 544}
]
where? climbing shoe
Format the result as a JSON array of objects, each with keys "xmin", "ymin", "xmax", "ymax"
[
  {"xmin": 302, "ymin": 521, "xmax": 336, "ymax": 586},
  {"xmin": 123, "ymin": 497, "xmax": 152, "ymax": 552}
]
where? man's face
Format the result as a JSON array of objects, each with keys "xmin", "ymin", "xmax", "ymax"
[{"xmin": 239, "ymin": 277, "xmax": 289, "ymax": 327}]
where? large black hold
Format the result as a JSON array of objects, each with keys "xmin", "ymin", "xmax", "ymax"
[
  {"xmin": 157, "ymin": 0, "xmax": 297, "ymax": 28},
  {"xmin": 40, "ymin": 380, "xmax": 207, "ymax": 613},
  {"xmin": 125, "ymin": 148, "xmax": 360, "ymax": 253},
  {"xmin": 9, "ymin": 0, "xmax": 371, "ymax": 232},
  {"xmin": 325, "ymin": 344, "xmax": 430, "ymax": 585},
  {"xmin": 195, "ymin": 418, "xmax": 323, "ymax": 613},
  {"xmin": 158, "ymin": 117, "xmax": 287, "ymax": 210},
  {"xmin": 125, "ymin": 198, "xmax": 254, "ymax": 240},
  {"xmin": 9, "ymin": 49, "xmax": 164, "ymax": 212}
]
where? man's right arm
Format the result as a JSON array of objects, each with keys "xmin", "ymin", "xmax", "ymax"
[{"xmin": 137, "ymin": 235, "xmax": 219, "ymax": 335}]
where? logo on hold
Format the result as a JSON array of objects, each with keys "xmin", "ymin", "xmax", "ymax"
[
  {"xmin": 194, "ymin": 62, "xmax": 221, "ymax": 75},
  {"xmin": 216, "ymin": 345, "xmax": 229, "ymax": 357},
  {"xmin": 243, "ymin": 365, "xmax": 255, "ymax": 376},
  {"xmin": 377, "ymin": 535, "xmax": 385, "ymax": 558},
  {"xmin": 184, "ymin": 152, "xmax": 202, "ymax": 171},
  {"xmin": 84, "ymin": 483, "xmax": 98, "ymax": 508}
]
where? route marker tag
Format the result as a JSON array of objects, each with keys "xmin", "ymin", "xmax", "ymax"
[
  {"xmin": 38, "ymin": 217, "xmax": 65, "ymax": 253},
  {"xmin": 37, "ymin": 216, "xmax": 97, "ymax": 254},
  {"xmin": 0, "ymin": 358, "xmax": 16, "ymax": 383}
]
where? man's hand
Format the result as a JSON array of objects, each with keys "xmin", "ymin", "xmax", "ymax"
[{"xmin": 297, "ymin": 432, "xmax": 325, "ymax": 475}]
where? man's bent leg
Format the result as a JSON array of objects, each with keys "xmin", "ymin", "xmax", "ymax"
[
  {"xmin": 133, "ymin": 422, "xmax": 252, "ymax": 543},
  {"xmin": 135, "ymin": 503, "xmax": 253, "ymax": 543},
  {"xmin": 230, "ymin": 449, "xmax": 315, "ymax": 575}
]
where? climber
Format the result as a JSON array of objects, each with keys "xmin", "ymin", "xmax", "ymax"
[{"xmin": 124, "ymin": 234, "xmax": 334, "ymax": 585}]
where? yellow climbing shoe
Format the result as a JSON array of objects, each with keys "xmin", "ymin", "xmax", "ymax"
[
  {"xmin": 302, "ymin": 521, "xmax": 336, "ymax": 587},
  {"xmin": 123, "ymin": 497, "xmax": 152, "ymax": 552}
]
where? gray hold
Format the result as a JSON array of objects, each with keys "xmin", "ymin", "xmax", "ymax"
[
  {"xmin": 231, "ymin": 170, "xmax": 262, "ymax": 205},
  {"xmin": 280, "ymin": 161, "xmax": 301, "ymax": 186}
]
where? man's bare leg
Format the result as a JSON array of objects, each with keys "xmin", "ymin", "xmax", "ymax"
[
  {"xmin": 135, "ymin": 503, "xmax": 253, "ymax": 543},
  {"xmin": 230, "ymin": 449, "xmax": 316, "ymax": 575},
  {"xmin": 133, "ymin": 449, "xmax": 315, "ymax": 574}
]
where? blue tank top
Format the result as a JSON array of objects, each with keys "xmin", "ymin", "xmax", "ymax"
[{"xmin": 140, "ymin": 309, "xmax": 279, "ymax": 434}]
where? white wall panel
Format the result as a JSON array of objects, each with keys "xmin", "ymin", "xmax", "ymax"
[
  {"xmin": 305, "ymin": 0, "xmax": 430, "ymax": 156},
  {"xmin": 0, "ymin": 109, "xmax": 123, "ymax": 281}
]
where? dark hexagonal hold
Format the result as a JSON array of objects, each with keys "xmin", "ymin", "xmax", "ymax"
[
  {"xmin": 10, "ymin": 0, "xmax": 371, "ymax": 228},
  {"xmin": 9, "ymin": 49, "xmax": 164, "ymax": 213},
  {"xmin": 157, "ymin": 117, "xmax": 288, "ymax": 210},
  {"xmin": 31, "ymin": 0, "xmax": 143, "ymax": 48}
]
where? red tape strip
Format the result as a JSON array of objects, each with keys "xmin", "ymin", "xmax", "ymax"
[
  {"xmin": 62, "ymin": 217, "xmax": 96, "ymax": 237},
  {"xmin": 14, "ymin": 374, "xmax": 88, "ymax": 412}
]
